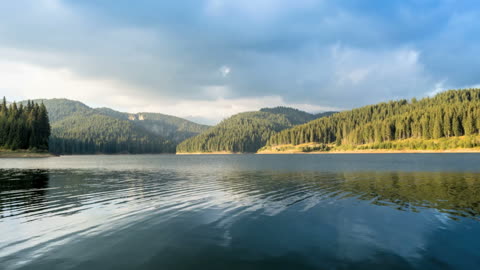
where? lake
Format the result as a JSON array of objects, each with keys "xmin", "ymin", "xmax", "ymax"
[{"xmin": 1, "ymin": 154, "xmax": 480, "ymax": 270}]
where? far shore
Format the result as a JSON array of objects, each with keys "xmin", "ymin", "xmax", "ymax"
[
  {"xmin": 177, "ymin": 149, "xmax": 480, "ymax": 155},
  {"xmin": 0, "ymin": 150, "xmax": 57, "ymax": 158},
  {"xmin": 176, "ymin": 151, "xmax": 246, "ymax": 155},
  {"xmin": 257, "ymin": 148, "xmax": 480, "ymax": 154},
  {"xmin": 3, "ymin": 149, "xmax": 480, "ymax": 157}
]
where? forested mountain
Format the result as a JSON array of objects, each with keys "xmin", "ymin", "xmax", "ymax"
[
  {"xmin": 22, "ymin": 99, "xmax": 209, "ymax": 154},
  {"xmin": 49, "ymin": 113, "xmax": 174, "ymax": 154},
  {"xmin": 0, "ymin": 98, "xmax": 50, "ymax": 151},
  {"xmin": 177, "ymin": 108, "xmax": 336, "ymax": 153},
  {"xmin": 267, "ymin": 88, "xmax": 480, "ymax": 150},
  {"xmin": 28, "ymin": 99, "xmax": 210, "ymax": 143},
  {"xmin": 260, "ymin": 107, "xmax": 336, "ymax": 125},
  {"xmin": 32, "ymin": 99, "xmax": 92, "ymax": 123},
  {"xmin": 93, "ymin": 108, "xmax": 210, "ymax": 143},
  {"xmin": 13, "ymin": 88, "xmax": 480, "ymax": 155}
]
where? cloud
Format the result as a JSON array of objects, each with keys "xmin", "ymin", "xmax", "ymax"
[
  {"xmin": 0, "ymin": 58, "xmax": 339, "ymax": 124},
  {"xmin": 124, "ymin": 96, "xmax": 340, "ymax": 125},
  {"xmin": 219, "ymin": 66, "xmax": 231, "ymax": 78},
  {"xmin": 1, "ymin": 0, "xmax": 480, "ymax": 123},
  {"xmin": 328, "ymin": 46, "xmax": 437, "ymax": 104},
  {"xmin": 0, "ymin": 59, "xmax": 138, "ymax": 108}
]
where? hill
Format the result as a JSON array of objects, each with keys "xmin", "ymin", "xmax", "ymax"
[
  {"xmin": 263, "ymin": 88, "xmax": 480, "ymax": 153},
  {"xmin": 49, "ymin": 113, "xmax": 175, "ymax": 154},
  {"xmin": 94, "ymin": 108, "xmax": 210, "ymax": 144},
  {"xmin": 259, "ymin": 107, "xmax": 336, "ymax": 125},
  {"xmin": 176, "ymin": 108, "xmax": 336, "ymax": 153},
  {"xmin": 34, "ymin": 99, "xmax": 91, "ymax": 123},
  {"xmin": 21, "ymin": 99, "xmax": 210, "ymax": 154}
]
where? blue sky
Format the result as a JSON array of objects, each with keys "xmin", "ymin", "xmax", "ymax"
[{"xmin": 1, "ymin": 0, "xmax": 479, "ymax": 124}]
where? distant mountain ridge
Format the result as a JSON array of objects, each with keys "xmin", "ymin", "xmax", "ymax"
[
  {"xmin": 177, "ymin": 107, "xmax": 337, "ymax": 153},
  {"xmin": 94, "ymin": 107, "xmax": 210, "ymax": 144},
  {"xmin": 20, "ymin": 99, "xmax": 210, "ymax": 154}
]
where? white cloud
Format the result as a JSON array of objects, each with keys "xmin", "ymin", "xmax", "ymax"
[
  {"xmin": 219, "ymin": 66, "xmax": 231, "ymax": 77},
  {"xmin": 328, "ymin": 46, "xmax": 436, "ymax": 104},
  {"xmin": 202, "ymin": 85, "xmax": 231, "ymax": 98},
  {"xmin": 125, "ymin": 95, "xmax": 340, "ymax": 125},
  {"xmin": 0, "ymin": 59, "xmax": 338, "ymax": 125},
  {"xmin": 0, "ymin": 59, "xmax": 138, "ymax": 108},
  {"xmin": 427, "ymin": 80, "xmax": 448, "ymax": 97}
]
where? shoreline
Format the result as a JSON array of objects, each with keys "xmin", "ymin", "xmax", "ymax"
[
  {"xmin": 0, "ymin": 150, "xmax": 57, "ymax": 158},
  {"xmin": 177, "ymin": 149, "xmax": 480, "ymax": 155},
  {"xmin": 176, "ymin": 151, "xmax": 246, "ymax": 155},
  {"xmin": 3, "ymin": 150, "xmax": 480, "ymax": 157},
  {"xmin": 257, "ymin": 148, "xmax": 480, "ymax": 154}
]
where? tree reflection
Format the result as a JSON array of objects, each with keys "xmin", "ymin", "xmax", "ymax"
[
  {"xmin": 0, "ymin": 169, "xmax": 49, "ymax": 219},
  {"xmin": 215, "ymin": 170, "xmax": 480, "ymax": 220}
]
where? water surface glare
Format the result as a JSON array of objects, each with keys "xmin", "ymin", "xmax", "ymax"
[{"xmin": 1, "ymin": 154, "xmax": 480, "ymax": 269}]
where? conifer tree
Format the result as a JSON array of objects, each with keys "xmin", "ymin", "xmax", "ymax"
[
  {"xmin": 267, "ymin": 88, "xmax": 480, "ymax": 150},
  {"xmin": 0, "ymin": 98, "xmax": 51, "ymax": 151}
]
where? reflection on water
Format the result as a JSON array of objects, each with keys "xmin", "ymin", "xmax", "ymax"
[
  {"xmin": 2, "ymin": 170, "xmax": 479, "ymax": 223},
  {"xmin": 1, "ymin": 155, "xmax": 480, "ymax": 270},
  {"xmin": 0, "ymin": 170, "xmax": 49, "ymax": 219}
]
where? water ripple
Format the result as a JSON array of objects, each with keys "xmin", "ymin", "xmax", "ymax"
[{"xmin": 1, "ymin": 166, "xmax": 480, "ymax": 269}]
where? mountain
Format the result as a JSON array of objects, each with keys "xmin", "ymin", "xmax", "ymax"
[
  {"xmin": 259, "ymin": 107, "xmax": 336, "ymax": 125},
  {"xmin": 35, "ymin": 99, "xmax": 91, "ymax": 123},
  {"xmin": 176, "ymin": 107, "xmax": 337, "ymax": 153},
  {"xmin": 49, "ymin": 113, "xmax": 175, "ymax": 154},
  {"xmin": 21, "ymin": 99, "xmax": 210, "ymax": 154},
  {"xmin": 264, "ymin": 88, "xmax": 480, "ymax": 152},
  {"xmin": 95, "ymin": 109, "xmax": 210, "ymax": 144}
]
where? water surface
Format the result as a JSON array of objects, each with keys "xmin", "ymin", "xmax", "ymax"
[{"xmin": 1, "ymin": 154, "xmax": 480, "ymax": 269}]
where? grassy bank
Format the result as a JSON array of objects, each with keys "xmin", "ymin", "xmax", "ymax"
[
  {"xmin": 0, "ymin": 149, "xmax": 56, "ymax": 158},
  {"xmin": 258, "ymin": 136, "xmax": 480, "ymax": 154}
]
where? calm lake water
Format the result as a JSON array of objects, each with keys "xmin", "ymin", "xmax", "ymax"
[{"xmin": 1, "ymin": 154, "xmax": 480, "ymax": 270}]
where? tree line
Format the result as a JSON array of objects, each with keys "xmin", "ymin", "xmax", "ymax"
[
  {"xmin": 268, "ymin": 89, "xmax": 480, "ymax": 148},
  {"xmin": 0, "ymin": 97, "xmax": 51, "ymax": 151}
]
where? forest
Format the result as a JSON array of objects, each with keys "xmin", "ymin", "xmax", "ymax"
[
  {"xmin": 176, "ymin": 108, "xmax": 335, "ymax": 153},
  {"xmin": 49, "ymin": 113, "xmax": 175, "ymax": 154},
  {"xmin": 0, "ymin": 98, "xmax": 51, "ymax": 151},
  {"xmin": 267, "ymin": 88, "xmax": 480, "ymax": 150},
  {"xmin": 3, "ymin": 89, "xmax": 480, "ymax": 155},
  {"xmin": 26, "ymin": 99, "xmax": 208, "ymax": 155}
]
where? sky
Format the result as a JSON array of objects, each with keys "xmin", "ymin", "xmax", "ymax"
[{"xmin": 1, "ymin": 0, "xmax": 479, "ymax": 124}]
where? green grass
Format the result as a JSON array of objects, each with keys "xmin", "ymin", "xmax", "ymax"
[
  {"xmin": 261, "ymin": 135, "xmax": 480, "ymax": 153},
  {"xmin": 336, "ymin": 136, "xmax": 480, "ymax": 151},
  {"xmin": 0, "ymin": 148, "xmax": 53, "ymax": 158}
]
